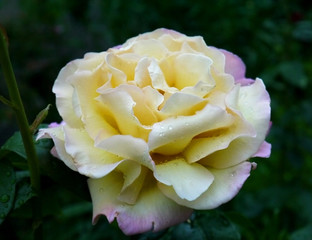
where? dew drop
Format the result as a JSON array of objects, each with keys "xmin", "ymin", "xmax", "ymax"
[
  {"xmin": 230, "ymin": 171, "xmax": 236, "ymax": 177},
  {"xmin": 159, "ymin": 132, "xmax": 164, "ymax": 137},
  {"xmin": 185, "ymin": 122, "xmax": 190, "ymax": 126},
  {"xmin": 0, "ymin": 195, "xmax": 10, "ymax": 203},
  {"xmin": 168, "ymin": 125, "xmax": 173, "ymax": 130},
  {"xmin": 99, "ymin": 188, "xmax": 104, "ymax": 192}
]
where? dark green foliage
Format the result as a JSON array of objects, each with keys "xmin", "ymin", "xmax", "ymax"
[{"xmin": 0, "ymin": 0, "xmax": 312, "ymax": 239}]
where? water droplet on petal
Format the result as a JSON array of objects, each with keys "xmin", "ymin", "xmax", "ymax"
[
  {"xmin": 0, "ymin": 195, "xmax": 10, "ymax": 203},
  {"xmin": 99, "ymin": 188, "xmax": 104, "ymax": 192},
  {"xmin": 159, "ymin": 132, "xmax": 164, "ymax": 137},
  {"xmin": 168, "ymin": 125, "xmax": 173, "ymax": 130}
]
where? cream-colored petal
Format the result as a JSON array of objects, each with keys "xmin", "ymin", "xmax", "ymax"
[
  {"xmin": 63, "ymin": 125, "xmax": 123, "ymax": 178},
  {"xmin": 148, "ymin": 59, "xmax": 177, "ymax": 93},
  {"xmin": 183, "ymin": 87, "xmax": 255, "ymax": 164},
  {"xmin": 158, "ymin": 161, "xmax": 252, "ymax": 209},
  {"xmin": 106, "ymin": 53, "xmax": 139, "ymax": 81},
  {"xmin": 95, "ymin": 135, "xmax": 154, "ymax": 170},
  {"xmin": 173, "ymin": 53, "xmax": 214, "ymax": 90},
  {"xmin": 118, "ymin": 165, "xmax": 147, "ymax": 204},
  {"xmin": 105, "ymin": 53, "xmax": 127, "ymax": 87},
  {"xmin": 53, "ymin": 61, "xmax": 83, "ymax": 128},
  {"xmin": 88, "ymin": 172, "xmax": 192, "ymax": 235},
  {"xmin": 160, "ymin": 92, "xmax": 205, "ymax": 116},
  {"xmin": 36, "ymin": 126, "xmax": 77, "ymax": 171},
  {"xmin": 69, "ymin": 69, "xmax": 118, "ymax": 141},
  {"xmin": 96, "ymin": 86, "xmax": 149, "ymax": 139},
  {"xmin": 112, "ymin": 85, "xmax": 158, "ymax": 126},
  {"xmin": 148, "ymin": 104, "xmax": 233, "ymax": 155},
  {"xmin": 154, "ymin": 158, "xmax": 214, "ymax": 201},
  {"xmin": 134, "ymin": 57, "xmax": 152, "ymax": 88},
  {"xmin": 181, "ymin": 80, "xmax": 215, "ymax": 97},
  {"xmin": 200, "ymin": 79, "xmax": 271, "ymax": 168},
  {"xmin": 131, "ymin": 39, "xmax": 168, "ymax": 60}
]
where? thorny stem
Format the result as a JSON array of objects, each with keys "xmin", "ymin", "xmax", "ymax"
[{"xmin": 0, "ymin": 27, "xmax": 42, "ymax": 237}]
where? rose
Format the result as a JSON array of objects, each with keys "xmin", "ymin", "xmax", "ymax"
[{"xmin": 37, "ymin": 28, "xmax": 271, "ymax": 235}]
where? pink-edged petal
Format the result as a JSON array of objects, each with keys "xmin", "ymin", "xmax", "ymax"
[
  {"xmin": 63, "ymin": 125, "xmax": 123, "ymax": 178},
  {"xmin": 236, "ymin": 78, "xmax": 255, "ymax": 86},
  {"xmin": 158, "ymin": 161, "xmax": 252, "ymax": 209},
  {"xmin": 148, "ymin": 104, "xmax": 233, "ymax": 155},
  {"xmin": 36, "ymin": 126, "xmax": 77, "ymax": 171},
  {"xmin": 221, "ymin": 49, "xmax": 246, "ymax": 81},
  {"xmin": 200, "ymin": 79, "xmax": 271, "ymax": 168},
  {"xmin": 154, "ymin": 158, "xmax": 214, "ymax": 201},
  {"xmin": 95, "ymin": 135, "xmax": 155, "ymax": 170},
  {"xmin": 253, "ymin": 141, "xmax": 271, "ymax": 158},
  {"xmin": 88, "ymin": 173, "xmax": 192, "ymax": 235}
]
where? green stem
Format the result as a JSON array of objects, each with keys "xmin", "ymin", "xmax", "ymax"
[{"xmin": 0, "ymin": 29, "xmax": 41, "ymax": 234}]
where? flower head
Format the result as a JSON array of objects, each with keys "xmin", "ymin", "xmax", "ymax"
[{"xmin": 37, "ymin": 28, "xmax": 271, "ymax": 235}]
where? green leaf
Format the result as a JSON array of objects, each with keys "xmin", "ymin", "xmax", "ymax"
[
  {"xmin": 0, "ymin": 131, "xmax": 26, "ymax": 159},
  {"xmin": 290, "ymin": 224, "xmax": 312, "ymax": 240},
  {"xmin": 0, "ymin": 158, "xmax": 16, "ymax": 224},
  {"xmin": 13, "ymin": 176, "xmax": 35, "ymax": 210},
  {"xmin": 36, "ymin": 138, "xmax": 90, "ymax": 201},
  {"xmin": 196, "ymin": 210, "xmax": 241, "ymax": 240},
  {"xmin": 278, "ymin": 61, "xmax": 308, "ymax": 89},
  {"xmin": 171, "ymin": 222, "xmax": 206, "ymax": 240}
]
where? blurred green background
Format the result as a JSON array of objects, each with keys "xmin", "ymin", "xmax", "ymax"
[{"xmin": 1, "ymin": 0, "xmax": 312, "ymax": 239}]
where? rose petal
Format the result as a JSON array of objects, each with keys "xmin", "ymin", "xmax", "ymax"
[
  {"xmin": 134, "ymin": 57, "xmax": 152, "ymax": 88},
  {"xmin": 158, "ymin": 161, "xmax": 252, "ymax": 209},
  {"xmin": 131, "ymin": 39, "xmax": 169, "ymax": 60},
  {"xmin": 53, "ymin": 61, "xmax": 83, "ymax": 128},
  {"xmin": 154, "ymin": 158, "xmax": 214, "ymax": 201},
  {"xmin": 221, "ymin": 49, "xmax": 246, "ymax": 81},
  {"xmin": 88, "ymin": 173, "xmax": 192, "ymax": 235},
  {"xmin": 118, "ymin": 165, "xmax": 147, "ymax": 204},
  {"xmin": 69, "ymin": 67, "xmax": 119, "ymax": 141},
  {"xmin": 63, "ymin": 125, "xmax": 123, "ymax": 178},
  {"xmin": 173, "ymin": 53, "xmax": 214, "ymax": 90},
  {"xmin": 160, "ymin": 92, "xmax": 205, "ymax": 116},
  {"xmin": 148, "ymin": 59, "xmax": 176, "ymax": 93},
  {"xmin": 95, "ymin": 135, "xmax": 155, "ymax": 170},
  {"xmin": 183, "ymin": 85, "xmax": 256, "ymax": 164},
  {"xmin": 96, "ymin": 86, "xmax": 150, "ymax": 139},
  {"xmin": 37, "ymin": 126, "xmax": 77, "ymax": 171},
  {"xmin": 200, "ymin": 79, "xmax": 271, "ymax": 168},
  {"xmin": 148, "ymin": 104, "xmax": 233, "ymax": 155},
  {"xmin": 253, "ymin": 141, "xmax": 271, "ymax": 158}
]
